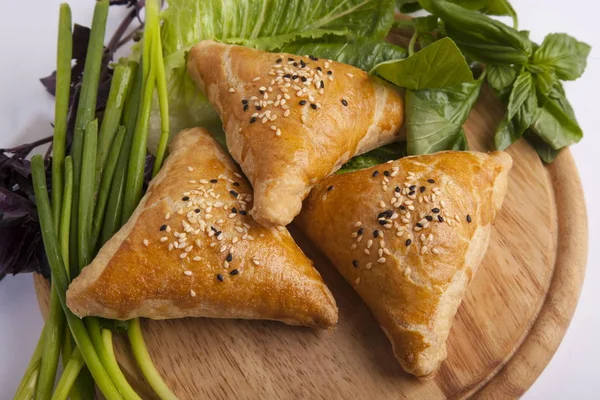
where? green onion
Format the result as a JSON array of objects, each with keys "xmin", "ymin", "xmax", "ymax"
[
  {"xmin": 51, "ymin": 3, "xmax": 72, "ymax": 232},
  {"xmin": 59, "ymin": 156, "xmax": 73, "ymax": 276},
  {"xmin": 13, "ymin": 326, "xmax": 45, "ymax": 400},
  {"xmin": 34, "ymin": 287, "xmax": 65, "ymax": 400},
  {"xmin": 92, "ymin": 126, "xmax": 126, "ymax": 245},
  {"xmin": 78, "ymin": 119, "xmax": 98, "ymax": 269},
  {"xmin": 31, "ymin": 155, "xmax": 122, "ymax": 400},
  {"xmin": 50, "ymin": 348, "xmax": 84, "ymax": 400},
  {"xmin": 128, "ymin": 319, "xmax": 177, "ymax": 400},
  {"xmin": 69, "ymin": 0, "xmax": 109, "ymax": 278},
  {"xmin": 95, "ymin": 63, "xmax": 133, "ymax": 194},
  {"xmin": 151, "ymin": 22, "xmax": 169, "ymax": 177}
]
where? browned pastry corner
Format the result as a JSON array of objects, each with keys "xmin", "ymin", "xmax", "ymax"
[
  {"xmin": 187, "ymin": 40, "xmax": 405, "ymax": 227},
  {"xmin": 295, "ymin": 151, "xmax": 512, "ymax": 377},
  {"xmin": 67, "ymin": 127, "xmax": 338, "ymax": 329}
]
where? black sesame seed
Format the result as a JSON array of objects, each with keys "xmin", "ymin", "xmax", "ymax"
[
  {"xmin": 293, "ymin": 62, "xmax": 298, "ymax": 67},
  {"xmin": 408, "ymin": 190, "xmax": 416, "ymax": 196},
  {"xmin": 230, "ymin": 269, "xmax": 239, "ymax": 275},
  {"xmin": 378, "ymin": 220, "xmax": 387, "ymax": 226},
  {"xmin": 320, "ymin": 81, "xmax": 325, "ymax": 89},
  {"xmin": 399, "ymin": 205, "xmax": 406, "ymax": 210},
  {"xmin": 300, "ymin": 60, "xmax": 306, "ymax": 68},
  {"xmin": 292, "ymin": 74, "xmax": 298, "ymax": 80},
  {"xmin": 352, "ymin": 260, "xmax": 359, "ymax": 268},
  {"xmin": 395, "ymin": 186, "xmax": 401, "ymax": 193},
  {"xmin": 327, "ymin": 70, "xmax": 333, "ymax": 75},
  {"xmin": 405, "ymin": 239, "xmax": 412, "ymax": 246},
  {"xmin": 242, "ymin": 99, "xmax": 248, "ymax": 104},
  {"xmin": 215, "ymin": 231, "xmax": 222, "ymax": 236},
  {"xmin": 425, "ymin": 216, "xmax": 433, "ymax": 221},
  {"xmin": 384, "ymin": 170, "xmax": 390, "ymax": 177},
  {"xmin": 182, "ymin": 196, "xmax": 190, "ymax": 201},
  {"xmin": 232, "ymin": 207, "xmax": 238, "ymax": 214},
  {"xmin": 310, "ymin": 56, "xmax": 319, "ymax": 61},
  {"xmin": 288, "ymin": 57, "xmax": 294, "ymax": 61},
  {"xmin": 416, "ymin": 222, "xmax": 423, "ymax": 228},
  {"xmin": 372, "ymin": 171, "xmax": 380, "ymax": 177},
  {"xmin": 466, "ymin": 215, "xmax": 472, "ymax": 223},
  {"xmin": 229, "ymin": 190, "xmax": 238, "ymax": 198},
  {"xmin": 276, "ymin": 58, "xmax": 282, "ymax": 63},
  {"xmin": 409, "ymin": 185, "xmax": 416, "ymax": 190},
  {"xmin": 283, "ymin": 73, "xmax": 291, "ymax": 78},
  {"xmin": 194, "ymin": 209, "xmax": 200, "ymax": 213},
  {"xmin": 210, "ymin": 179, "xmax": 218, "ymax": 183},
  {"xmin": 310, "ymin": 103, "xmax": 317, "ymax": 110},
  {"xmin": 432, "ymin": 208, "xmax": 440, "ymax": 213},
  {"xmin": 250, "ymin": 117, "xmax": 257, "ymax": 123},
  {"xmin": 327, "ymin": 185, "xmax": 334, "ymax": 191},
  {"xmin": 211, "ymin": 226, "xmax": 218, "ymax": 232},
  {"xmin": 243, "ymin": 104, "xmax": 249, "ymax": 111},
  {"xmin": 259, "ymin": 89, "xmax": 265, "ymax": 94},
  {"xmin": 299, "ymin": 100, "xmax": 307, "ymax": 105},
  {"xmin": 226, "ymin": 253, "xmax": 233, "ymax": 262},
  {"xmin": 217, "ymin": 274, "xmax": 224, "ymax": 282},
  {"xmin": 378, "ymin": 210, "xmax": 394, "ymax": 219},
  {"xmin": 300, "ymin": 76, "xmax": 307, "ymax": 82},
  {"xmin": 341, "ymin": 99, "xmax": 348, "ymax": 107},
  {"xmin": 420, "ymin": 186, "xmax": 426, "ymax": 193},
  {"xmin": 438, "ymin": 215, "xmax": 444, "ymax": 222},
  {"xmin": 159, "ymin": 224, "xmax": 167, "ymax": 231},
  {"xmin": 233, "ymin": 181, "xmax": 240, "ymax": 186},
  {"xmin": 373, "ymin": 230, "xmax": 380, "ymax": 238},
  {"xmin": 357, "ymin": 228, "xmax": 364, "ymax": 236},
  {"xmin": 239, "ymin": 210, "xmax": 247, "ymax": 215},
  {"xmin": 427, "ymin": 179, "xmax": 435, "ymax": 183},
  {"xmin": 256, "ymin": 106, "xmax": 262, "ymax": 110},
  {"xmin": 317, "ymin": 66, "xmax": 322, "ymax": 71}
]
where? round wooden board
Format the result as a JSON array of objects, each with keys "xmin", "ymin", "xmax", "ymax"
[{"xmin": 35, "ymin": 85, "xmax": 588, "ymax": 400}]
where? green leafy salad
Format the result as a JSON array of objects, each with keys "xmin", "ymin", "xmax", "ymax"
[{"xmin": 4, "ymin": 0, "xmax": 588, "ymax": 399}]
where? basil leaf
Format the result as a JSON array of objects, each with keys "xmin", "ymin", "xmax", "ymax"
[
  {"xmin": 531, "ymin": 94, "xmax": 582, "ymax": 150},
  {"xmin": 486, "ymin": 64, "xmax": 517, "ymax": 91},
  {"xmin": 427, "ymin": 0, "xmax": 533, "ymax": 64},
  {"xmin": 338, "ymin": 142, "xmax": 407, "ymax": 174},
  {"xmin": 524, "ymin": 130, "xmax": 560, "ymax": 164},
  {"xmin": 279, "ymin": 39, "xmax": 407, "ymax": 71},
  {"xmin": 532, "ymin": 33, "xmax": 591, "ymax": 81},
  {"xmin": 495, "ymin": 114, "xmax": 520, "ymax": 151},
  {"xmin": 414, "ymin": 16, "xmax": 438, "ymax": 33},
  {"xmin": 507, "ymin": 71, "xmax": 534, "ymax": 121},
  {"xmin": 372, "ymin": 37, "xmax": 473, "ymax": 90},
  {"xmin": 405, "ymin": 78, "xmax": 483, "ymax": 154},
  {"xmin": 533, "ymin": 67, "xmax": 557, "ymax": 96}
]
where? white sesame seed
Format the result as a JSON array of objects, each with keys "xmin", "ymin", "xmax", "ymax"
[
  {"xmin": 366, "ymin": 262, "xmax": 372, "ymax": 270},
  {"xmin": 346, "ymin": 72, "xmax": 354, "ymax": 78},
  {"xmin": 355, "ymin": 278, "xmax": 361, "ymax": 285},
  {"xmin": 168, "ymin": 243, "xmax": 173, "ymax": 251},
  {"xmin": 351, "ymin": 243, "xmax": 357, "ymax": 250},
  {"xmin": 180, "ymin": 253, "xmax": 188, "ymax": 259},
  {"xmin": 193, "ymin": 256, "xmax": 201, "ymax": 261},
  {"xmin": 184, "ymin": 270, "xmax": 193, "ymax": 276},
  {"xmin": 383, "ymin": 248, "xmax": 391, "ymax": 256},
  {"xmin": 354, "ymin": 221, "xmax": 362, "ymax": 228},
  {"xmin": 357, "ymin": 235, "xmax": 363, "ymax": 243},
  {"xmin": 432, "ymin": 248, "xmax": 440, "ymax": 255},
  {"xmin": 421, "ymin": 246, "xmax": 428, "ymax": 254},
  {"xmin": 190, "ymin": 289, "xmax": 196, "ymax": 297},
  {"xmin": 160, "ymin": 237, "xmax": 168, "ymax": 242},
  {"xmin": 379, "ymin": 200, "xmax": 386, "ymax": 208},
  {"xmin": 252, "ymin": 77, "xmax": 261, "ymax": 82},
  {"xmin": 143, "ymin": 239, "xmax": 149, "ymax": 247},
  {"xmin": 404, "ymin": 268, "xmax": 411, "ymax": 276},
  {"xmin": 377, "ymin": 257, "xmax": 386, "ymax": 264},
  {"xmin": 367, "ymin": 239, "xmax": 373, "ymax": 249},
  {"xmin": 364, "ymin": 249, "xmax": 370, "ymax": 255},
  {"xmin": 165, "ymin": 212, "xmax": 171, "ymax": 220}
]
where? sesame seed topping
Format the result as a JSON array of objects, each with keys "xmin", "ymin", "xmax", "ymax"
[
  {"xmin": 405, "ymin": 239, "xmax": 412, "ymax": 246},
  {"xmin": 217, "ymin": 274, "xmax": 224, "ymax": 282},
  {"xmin": 352, "ymin": 260, "xmax": 359, "ymax": 268},
  {"xmin": 143, "ymin": 239, "xmax": 149, "ymax": 246},
  {"xmin": 190, "ymin": 289, "xmax": 196, "ymax": 297},
  {"xmin": 372, "ymin": 171, "xmax": 379, "ymax": 177},
  {"xmin": 377, "ymin": 257, "xmax": 386, "ymax": 264},
  {"xmin": 229, "ymin": 88, "xmax": 236, "ymax": 93},
  {"xmin": 160, "ymin": 224, "xmax": 167, "ymax": 231},
  {"xmin": 346, "ymin": 73, "xmax": 354, "ymax": 78},
  {"xmin": 466, "ymin": 215, "xmax": 472, "ymax": 223},
  {"xmin": 184, "ymin": 270, "xmax": 193, "ymax": 276}
]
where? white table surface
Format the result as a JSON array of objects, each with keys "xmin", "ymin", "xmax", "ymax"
[{"xmin": 1, "ymin": 1, "xmax": 598, "ymax": 398}]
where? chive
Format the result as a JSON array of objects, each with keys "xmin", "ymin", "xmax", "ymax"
[
  {"xmin": 13, "ymin": 326, "xmax": 45, "ymax": 400},
  {"xmin": 151, "ymin": 25, "xmax": 170, "ymax": 177},
  {"xmin": 51, "ymin": 348, "xmax": 84, "ymax": 400},
  {"xmin": 95, "ymin": 62, "xmax": 133, "ymax": 194},
  {"xmin": 92, "ymin": 126, "xmax": 126, "ymax": 245},
  {"xmin": 60, "ymin": 156, "xmax": 73, "ymax": 276},
  {"xmin": 129, "ymin": 319, "xmax": 177, "ymax": 400},
  {"xmin": 69, "ymin": 0, "xmax": 109, "ymax": 278},
  {"xmin": 51, "ymin": 3, "xmax": 72, "ymax": 233},
  {"xmin": 31, "ymin": 155, "xmax": 121, "ymax": 399},
  {"xmin": 78, "ymin": 119, "xmax": 98, "ymax": 269},
  {"xmin": 35, "ymin": 286, "xmax": 65, "ymax": 400}
]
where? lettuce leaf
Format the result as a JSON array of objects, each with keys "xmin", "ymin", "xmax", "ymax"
[{"xmin": 147, "ymin": 0, "xmax": 397, "ymax": 152}]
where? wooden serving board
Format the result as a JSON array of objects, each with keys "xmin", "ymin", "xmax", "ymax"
[{"xmin": 35, "ymin": 36, "xmax": 588, "ymax": 400}]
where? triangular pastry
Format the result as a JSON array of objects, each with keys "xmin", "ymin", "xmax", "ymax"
[
  {"xmin": 67, "ymin": 128, "xmax": 338, "ymax": 329},
  {"xmin": 295, "ymin": 151, "xmax": 512, "ymax": 377},
  {"xmin": 187, "ymin": 40, "xmax": 404, "ymax": 227}
]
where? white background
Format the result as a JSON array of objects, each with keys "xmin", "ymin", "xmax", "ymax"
[{"xmin": 0, "ymin": 1, "xmax": 598, "ymax": 398}]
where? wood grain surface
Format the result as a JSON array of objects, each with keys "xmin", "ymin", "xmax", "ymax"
[{"xmin": 34, "ymin": 44, "xmax": 588, "ymax": 400}]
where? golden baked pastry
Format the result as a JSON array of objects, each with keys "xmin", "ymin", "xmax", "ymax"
[
  {"xmin": 67, "ymin": 127, "xmax": 338, "ymax": 329},
  {"xmin": 295, "ymin": 151, "xmax": 512, "ymax": 377},
  {"xmin": 187, "ymin": 40, "xmax": 404, "ymax": 227}
]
